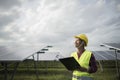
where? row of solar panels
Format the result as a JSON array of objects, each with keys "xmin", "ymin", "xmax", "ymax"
[
  {"xmin": 0, "ymin": 45, "xmax": 41, "ymax": 61},
  {"xmin": 0, "ymin": 43, "xmax": 120, "ymax": 61},
  {"xmin": 34, "ymin": 51, "xmax": 120, "ymax": 61}
]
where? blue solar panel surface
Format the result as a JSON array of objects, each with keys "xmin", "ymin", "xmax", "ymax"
[
  {"xmin": 0, "ymin": 45, "xmax": 40, "ymax": 61},
  {"xmin": 93, "ymin": 51, "xmax": 120, "ymax": 60}
]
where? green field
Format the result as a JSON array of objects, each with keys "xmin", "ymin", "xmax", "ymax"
[{"xmin": 0, "ymin": 60, "xmax": 120, "ymax": 80}]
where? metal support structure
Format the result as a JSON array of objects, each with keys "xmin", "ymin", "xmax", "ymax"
[
  {"xmin": 10, "ymin": 62, "xmax": 19, "ymax": 80},
  {"xmin": 4, "ymin": 62, "xmax": 7, "ymax": 80},
  {"xmin": 36, "ymin": 51, "xmax": 45, "ymax": 61},
  {"xmin": 26, "ymin": 60, "xmax": 30, "ymax": 71},
  {"xmin": 98, "ymin": 61, "xmax": 103, "ymax": 72},
  {"xmin": 36, "ymin": 45, "xmax": 53, "ymax": 61},
  {"xmin": 114, "ymin": 50, "xmax": 120, "ymax": 80},
  {"xmin": 37, "ymin": 53, "xmax": 39, "ymax": 62},
  {"xmin": 3, "ymin": 62, "xmax": 19, "ymax": 80},
  {"xmin": 32, "ymin": 55, "xmax": 39, "ymax": 80},
  {"xmin": 35, "ymin": 45, "xmax": 53, "ymax": 79}
]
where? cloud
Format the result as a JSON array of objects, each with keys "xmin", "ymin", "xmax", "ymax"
[
  {"xmin": 0, "ymin": 0, "xmax": 21, "ymax": 11},
  {"xmin": 105, "ymin": 16, "xmax": 120, "ymax": 27},
  {"xmin": 0, "ymin": 0, "xmax": 120, "ymax": 56},
  {"xmin": 0, "ymin": 0, "xmax": 22, "ymax": 43},
  {"xmin": 0, "ymin": 14, "xmax": 18, "ymax": 28}
]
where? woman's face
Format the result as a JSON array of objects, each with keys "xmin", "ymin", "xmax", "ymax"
[{"xmin": 74, "ymin": 38, "xmax": 82, "ymax": 48}]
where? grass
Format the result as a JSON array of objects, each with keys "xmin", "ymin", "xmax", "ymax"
[{"xmin": 0, "ymin": 60, "xmax": 120, "ymax": 80}]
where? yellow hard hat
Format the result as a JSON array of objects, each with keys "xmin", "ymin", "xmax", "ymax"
[{"xmin": 74, "ymin": 34, "xmax": 88, "ymax": 46}]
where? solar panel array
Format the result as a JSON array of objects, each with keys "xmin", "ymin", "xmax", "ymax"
[
  {"xmin": 0, "ymin": 43, "xmax": 120, "ymax": 61},
  {"xmin": 93, "ymin": 51, "xmax": 120, "ymax": 60},
  {"xmin": 36, "ymin": 51, "xmax": 120, "ymax": 61},
  {"xmin": 0, "ymin": 45, "xmax": 40, "ymax": 61}
]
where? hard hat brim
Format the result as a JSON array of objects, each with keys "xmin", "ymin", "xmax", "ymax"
[{"xmin": 74, "ymin": 36, "xmax": 81, "ymax": 39}]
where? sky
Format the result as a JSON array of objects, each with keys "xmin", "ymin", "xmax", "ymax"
[{"xmin": 0, "ymin": 0, "xmax": 120, "ymax": 57}]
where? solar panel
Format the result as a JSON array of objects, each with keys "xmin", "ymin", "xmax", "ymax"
[
  {"xmin": 103, "ymin": 43, "xmax": 120, "ymax": 51},
  {"xmin": 92, "ymin": 51, "xmax": 120, "ymax": 60},
  {"xmin": 0, "ymin": 45, "xmax": 40, "ymax": 62},
  {"xmin": 37, "ymin": 50, "xmax": 120, "ymax": 61},
  {"xmin": 35, "ymin": 52, "xmax": 62, "ymax": 61},
  {"xmin": 34, "ymin": 50, "xmax": 120, "ymax": 61}
]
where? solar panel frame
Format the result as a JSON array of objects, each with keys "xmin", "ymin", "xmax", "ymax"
[{"xmin": 103, "ymin": 43, "xmax": 120, "ymax": 51}]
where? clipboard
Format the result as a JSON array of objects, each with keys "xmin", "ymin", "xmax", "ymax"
[{"xmin": 59, "ymin": 57, "xmax": 81, "ymax": 70}]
